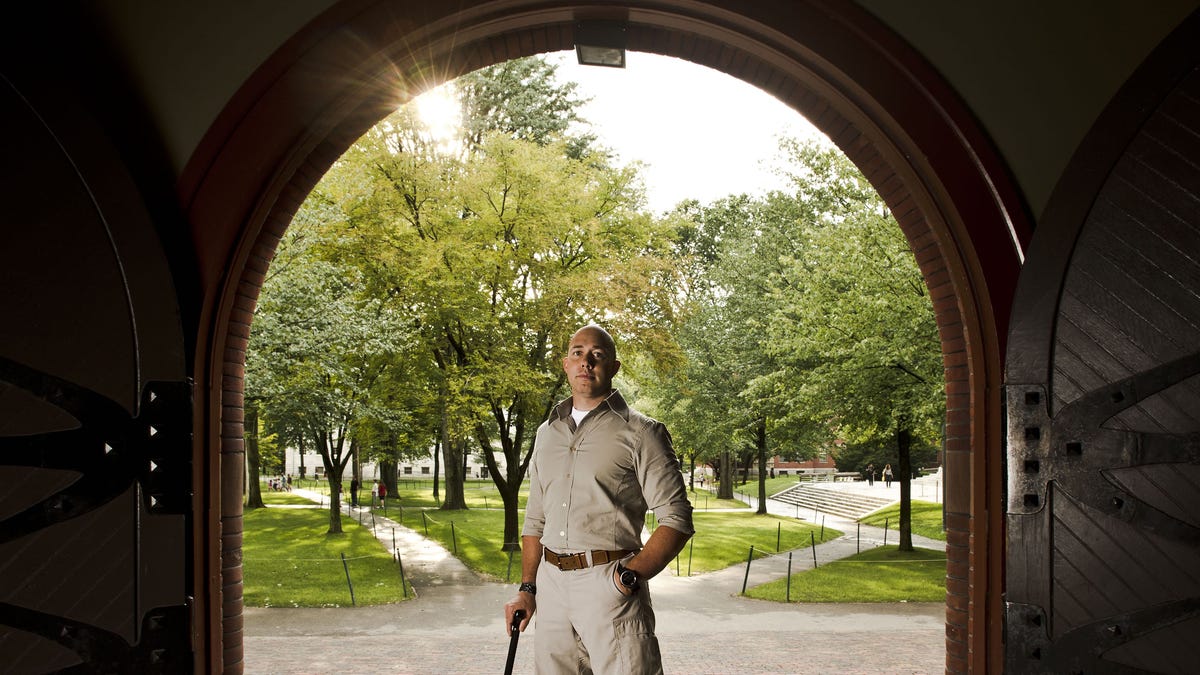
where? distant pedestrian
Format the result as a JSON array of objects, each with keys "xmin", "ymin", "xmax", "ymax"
[
  {"xmin": 883, "ymin": 464, "xmax": 893, "ymax": 488},
  {"xmin": 371, "ymin": 481, "xmax": 379, "ymax": 506},
  {"xmin": 378, "ymin": 480, "xmax": 388, "ymax": 507},
  {"xmin": 865, "ymin": 463, "xmax": 875, "ymax": 486},
  {"xmin": 350, "ymin": 478, "xmax": 360, "ymax": 506}
]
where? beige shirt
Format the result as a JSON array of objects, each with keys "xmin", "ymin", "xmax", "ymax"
[{"xmin": 523, "ymin": 391, "xmax": 694, "ymax": 552}]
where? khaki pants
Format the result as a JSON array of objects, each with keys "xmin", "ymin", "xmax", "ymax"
[{"xmin": 533, "ymin": 554, "xmax": 664, "ymax": 675}]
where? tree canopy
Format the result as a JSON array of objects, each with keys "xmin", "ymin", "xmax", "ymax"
[{"xmin": 246, "ymin": 56, "xmax": 944, "ymax": 551}]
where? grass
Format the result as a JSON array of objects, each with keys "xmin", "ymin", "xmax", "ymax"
[
  {"xmin": 258, "ymin": 488, "xmax": 317, "ymax": 506},
  {"xmin": 745, "ymin": 545, "xmax": 947, "ymax": 603},
  {"xmin": 685, "ymin": 489, "xmax": 747, "ymax": 511},
  {"xmin": 858, "ymin": 500, "xmax": 946, "ymax": 541},
  {"xmin": 680, "ymin": 512, "xmax": 842, "ymax": 575},
  {"xmin": 242, "ymin": 506, "xmax": 409, "ymax": 607}
]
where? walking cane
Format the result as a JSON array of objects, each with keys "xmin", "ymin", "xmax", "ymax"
[{"xmin": 504, "ymin": 609, "xmax": 526, "ymax": 675}]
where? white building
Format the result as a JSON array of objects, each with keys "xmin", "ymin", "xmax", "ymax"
[{"xmin": 283, "ymin": 446, "xmax": 506, "ymax": 481}]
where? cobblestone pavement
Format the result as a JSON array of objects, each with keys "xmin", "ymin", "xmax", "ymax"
[{"xmin": 244, "ymin": 488, "xmax": 946, "ymax": 674}]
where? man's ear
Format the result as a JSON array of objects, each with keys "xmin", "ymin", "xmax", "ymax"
[{"xmin": 611, "ymin": 359, "xmax": 621, "ymax": 377}]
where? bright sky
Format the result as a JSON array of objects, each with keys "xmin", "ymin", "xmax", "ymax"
[
  {"xmin": 415, "ymin": 51, "xmax": 830, "ymax": 215},
  {"xmin": 547, "ymin": 51, "xmax": 830, "ymax": 214}
]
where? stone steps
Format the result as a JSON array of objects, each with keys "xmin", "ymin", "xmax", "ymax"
[{"xmin": 770, "ymin": 483, "xmax": 896, "ymax": 520}]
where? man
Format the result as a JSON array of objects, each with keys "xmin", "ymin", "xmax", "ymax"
[{"xmin": 504, "ymin": 324, "xmax": 693, "ymax": 674}]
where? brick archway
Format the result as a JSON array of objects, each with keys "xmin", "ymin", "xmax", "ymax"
[{"xmin": 183, "ymin": 2, "xmax": 1029, "ymax": 672}]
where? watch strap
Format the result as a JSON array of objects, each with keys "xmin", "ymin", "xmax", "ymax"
[{"xmin": 518, "ymin": 581, "xmax": 537, "ymax": 595}]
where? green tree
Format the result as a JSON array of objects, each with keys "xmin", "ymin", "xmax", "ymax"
[
  {"xmin": 246, "ymin": 212, "xmax": 416, "ymax": 533},
  {"xmin": 765, "ymin": 140, "xmax": 944, "ymax": 551}
]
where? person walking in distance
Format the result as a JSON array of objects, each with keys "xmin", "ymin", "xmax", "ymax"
[
  {"xmin": 865, "ymin": 463, "xmax": 875, "ymax": 486},
  {"xmin": 882, "ymin": 463, "xmax": 894, "ymax": 489},
  {"xmin": 503, "ymin": 324, "xmax": 694, "ymax": 674}
]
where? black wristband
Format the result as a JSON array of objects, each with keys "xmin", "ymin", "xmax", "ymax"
[{"xmin": 518, "ymin": 582, "xmax": 536, "ymax": 595}]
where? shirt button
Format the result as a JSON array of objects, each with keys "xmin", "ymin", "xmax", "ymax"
[
  {"xmin": 562, "ymin": 503, "xmax": 567, "ymax": 507},
  {"xmin": 559, "ymin": 531, "xmax": 566, "ymax": 537}
]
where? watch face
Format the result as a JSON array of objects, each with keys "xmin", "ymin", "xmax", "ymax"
[{"xmin": 620, "ymin": 570, "xmax": 638, "ymax": 587}]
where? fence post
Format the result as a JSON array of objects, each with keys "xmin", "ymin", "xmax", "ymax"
[
  {"xmin": 397, "ymin": 549, "xmax": 409, "ymax": 599},
  {"xmin": 451, "ymin": 521, "xmax": 458, "ymax": 555},
  {"xmin": 810, "ymin": 531, "xmax": 818, "ymax": 568},
  {"xmin": 776, "ymin": 522, "xmax": 781, "ymax": 552},
  {"xmin": 741, "ymin": 546, "xmax": 755, "ymax": 595},
  {"xmin": 422, "ymin": 511, "xmax": 429, "ymax": 536},
  {"xmin": 786, "ymin": 551, "xmax": 793, "ymax": 603},
  {"xmin": 857, "ymin": 522, "xmax": 861, "ymax": 554},
  {"xmin": 884, "ymin": 518, "xmax": 889, "ymax": 547},
  {"xmin": 821, "ymin": 515, "xmax": 825, "ymax": 539},
  {"xmin": 688, "ymin": 537, "xmax": 694, "ymax": 577},
  {"xmin": 340, "ymin": 552, "xmax": 356, "ymax": 606}
]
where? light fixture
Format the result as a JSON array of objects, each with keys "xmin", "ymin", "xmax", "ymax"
[{"xmin": 575, "ymin": 20, "xmax": 627, "ymax": 68}]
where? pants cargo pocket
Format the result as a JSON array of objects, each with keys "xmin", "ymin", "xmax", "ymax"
[{"xmin": 614, "ymin": 615, "xmax": 664, "ymax": 675}]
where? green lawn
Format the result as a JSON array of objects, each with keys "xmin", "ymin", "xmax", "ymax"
[
  {"xmin": 745, "ymin": 545, "xmax": 946, "ymax": 602},
  {"xmin": 242, "ymin": 506, "xmax": 410, "ymax": 607},
  {"xmin": 681, "ymin": 512, "xmax": 842, "ymax": 575},
  {"xmin": 258, "ymin": 488, "xmax": 318, "ymax": 506},
  {"xmin": 858, "ymin": 500, "xmax": 946, "ymax": 541}
]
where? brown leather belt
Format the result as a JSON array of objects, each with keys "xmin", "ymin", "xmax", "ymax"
[{"xmin": 544, "ymin": 548, "xmax": 633, "ymax": 571}]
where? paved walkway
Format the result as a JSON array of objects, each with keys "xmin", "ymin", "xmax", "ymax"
[{"xmin": 243, "ymin": 486, "xmax": 946, "ymax": 673}]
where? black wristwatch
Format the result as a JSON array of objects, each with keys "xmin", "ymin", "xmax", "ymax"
[
  {"xmin": 616, "ymin": 564, "xmax": 641, "ymax": 593},
  {"xmin": 518, "ymin": 581, "xmax": 537, "ymax": 595}
]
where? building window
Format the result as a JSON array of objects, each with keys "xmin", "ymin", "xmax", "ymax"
[
  {"xmin": 421, "ymin": 466, "xmax": 430, "ymax": 475},
  {"xmin": 403, "ymin": 466, "xmax": 412, "ymax": 475}
]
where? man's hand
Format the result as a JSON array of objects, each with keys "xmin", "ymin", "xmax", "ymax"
[{"xmin": 504, "ymin": 592, "xmax": 536, "ymax": 635}]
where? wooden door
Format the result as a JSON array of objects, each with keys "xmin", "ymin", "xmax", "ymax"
[
  {"xmin": 1004, "ymin": 57, "xmax": 1200, "ymax": 672},
  {"xmin": 0, "ymin": 71, "xmax": 192, "ymax": 670}
]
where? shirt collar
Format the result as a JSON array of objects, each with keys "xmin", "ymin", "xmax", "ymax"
[{"xmin": 551, "ymin": 389, "xmax": 631, "ymax": 423}]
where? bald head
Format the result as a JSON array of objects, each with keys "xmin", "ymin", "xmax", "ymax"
[{"xmin": 563, "ymin": 324, "xmax": 621, "ymax": 409}]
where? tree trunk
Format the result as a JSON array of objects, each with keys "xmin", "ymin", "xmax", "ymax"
[
  {"xmin": 717, "ymin": 449, "xmax": 734, "ymax": 499},
  {"xmin": 433, "ymin": 424, "xmax": 442, "ymax": 502},
  {"xmin": 755, "ymin": 417, "xmax": 768, "ymax": 515},
  {"xmin": 897, "ymin": 422, "xmax": 914, "ymax": 552},
  {"xmin": 298, "ymin": 435, "xmax": 306, "ymax": 480},
  {"xmin": 245, "ymin": 401, "xmax": 265, "ymax": 509},
  {"xmin": 441, "ymin": 431, "xmax": 468, "ymax": 510}
]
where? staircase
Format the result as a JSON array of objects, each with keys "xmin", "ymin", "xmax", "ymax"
[{"xmin": 770, "ymin": 483, "xmax": 895, "ymax": 520}]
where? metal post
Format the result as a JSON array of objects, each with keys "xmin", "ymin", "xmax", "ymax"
[
  {"xmin": 397, "ymin": 550, "xmax": 409, "ymax": 599},
  {"xmin": 820, "ymin": 515, "xmax": 825, "ymax": 539},
  {"xmin": 340, "ymin": 553, "xmax": 356, "ymax": 606},
  {"xmin": 776, "ymin": 522, "xmax": 782, "ymax": 552},
  {"xmin": 741, "ymin": 546, "xmax": 755, "ymax": 595},
  {"xmin": 810, "ymin": 531, "xmax": 818, "ymax": 568},
  {"xmin": 786, "ymin": 551, "xmax": 793, "ymax": 602},
  {"xmin": 451, "ymin": 521, "xmax": 458, "ymax": 554},
  {"xmin": 688, "ymin": 537, "xmax": 694, "ymax": 577},
  {"xmin": 884, "ymin": 518, "xmax": 889, "ymax": 547},
  {"xmin": 857, "ymin": 522, "xmax": 861, "ymax": 554},
  {"xmin": 422, "ymin": 511, "xmax": 428, "ymax": 536}
]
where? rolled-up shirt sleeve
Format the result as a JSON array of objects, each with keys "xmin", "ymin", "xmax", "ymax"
[
  {"xmin": 636, "ymin": 421, "xmax": 694, "ymax": 537},
  {"xmin": 521, "ymin": 428, "xmax": 546, "ymax": 539}
]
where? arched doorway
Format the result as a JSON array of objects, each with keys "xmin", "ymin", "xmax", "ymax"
[{"xmin": 183, "ymin": 2, "xmax": 1028, "ymax": 671}]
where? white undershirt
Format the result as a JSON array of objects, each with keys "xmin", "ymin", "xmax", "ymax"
[{"xmin": 570, "ymin": 407, "xmax": 589, "ymax": 426}]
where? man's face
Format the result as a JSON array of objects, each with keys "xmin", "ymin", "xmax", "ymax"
[{"xmin": 562, "ymin": 327, "xmax": 621, "ymax": 402}]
